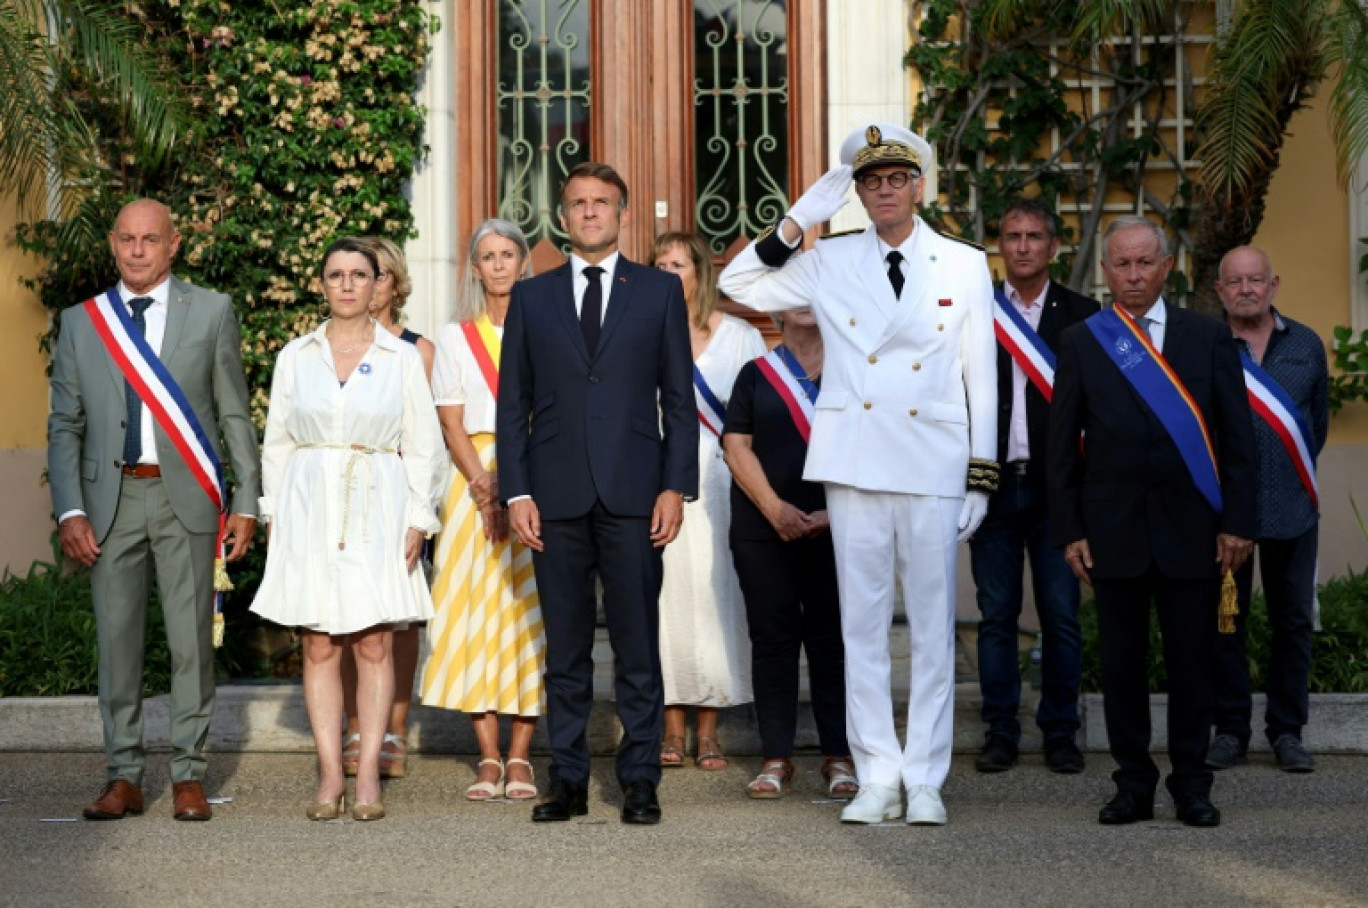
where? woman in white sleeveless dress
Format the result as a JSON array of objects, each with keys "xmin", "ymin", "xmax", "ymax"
[{"xmin": 652, "ymin": 232, "xmax": 766, "ymax": 770}]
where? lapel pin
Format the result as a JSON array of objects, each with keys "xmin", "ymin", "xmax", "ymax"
[
  {"xmin": 358, "ymin": 363, "xmax": 372, "ymax": 375},
  {"xmin": 938, "ymin": 298, "xmax": 953, "ymax": 307},
  {"xmin": 618, "ymin": 277, "xmax": 627, "ymax": 283}
]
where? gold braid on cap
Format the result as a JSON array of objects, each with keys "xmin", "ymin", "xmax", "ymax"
[
  {"xmin": 853, "ymin": 125, "xmax": 922, "ymax": 174},
  {"xmin": 967, "ymin": 458, "xmax": 1000, "ymax": 495}
]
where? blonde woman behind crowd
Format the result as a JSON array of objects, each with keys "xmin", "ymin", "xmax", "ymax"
[
  {"xmin": 333, "ymin": 237, "xmax": 436, "ymax": 782},
  {"xmin": 252, "ymin": 237, "xmax": 445, "ymax": 820},
  {"xmin": 652, "ymin": 231, "xmax": 765, "ymax": 770},
  {"xmin": 420, "ymin": 219, "xmax": 546, "ymax": 801}
]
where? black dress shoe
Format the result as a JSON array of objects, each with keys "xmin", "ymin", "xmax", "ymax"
[
  {"xmin": 1206, "ymin": 733, "xmax": 1247, "ymax": 770},
  {"xmin": 1044, "ymin": 736, "xmax": 1085, "ymax": 774},
  {"xmin": 974, "ymin": 735, "xmax": 1018, "ymax": 773},
  {"xmin": 531, "ymin": 780, "xmax": 588, "ymax": 822},
  {"xmin": 1175, "ymin": 795, "xmax": 1221, "ymax": 827},
  {"xmin": 1272, "ymin": 735, "xmax": 1315, "ymax": 773},
  {"xmin": 620, "ymin": 780, "xmax": 661, "ymax": 825},
  {"xmin": 1098, "ymin": 790, "xmax": 1154, "ymax": 825}
]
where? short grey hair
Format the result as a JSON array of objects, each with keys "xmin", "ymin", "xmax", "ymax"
[{"xmin": 1101, "ymin": 216, "xmax": 1169, "ymax": 263}]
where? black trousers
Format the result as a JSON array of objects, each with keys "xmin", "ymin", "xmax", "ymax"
[
  {"xmin": 1095, "ymin": 569, "xmax": 1219, "ymax": 802},
  {"xmin": 534, "ymin": 500, "xmax": 664, "ymax": 790},
  {"xmin": 731, "ymin": 533, "xmax": 848, "ymax": 759},
  {"xmin": 1212, "ymin": 525, "xmax": 1318, "ymax": 747}
]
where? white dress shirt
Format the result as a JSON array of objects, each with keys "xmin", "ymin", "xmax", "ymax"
[
  {"xmin": 120, "ymin": 279, "xmax": 172, "ymax": 465},
  {"xmin": 1134, "ymin": 296, "xmax": 1167, "ymax": 354},
  {"xmin": 1005, "ymin": 280, "xmax": 1048, "ymax": 463},
  {"xmin": 569, "ymin": 251, "xmax": 620, "ymax": 321}
]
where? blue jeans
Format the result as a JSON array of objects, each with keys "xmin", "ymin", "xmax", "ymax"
[{"xmin": 969, "ymin": 466, "xmax": 1082, "ymax": 743}]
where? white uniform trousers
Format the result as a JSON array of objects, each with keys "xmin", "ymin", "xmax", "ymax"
[{"xmin": 826, "ymin": 484, "xmax": 962, "ymax": 790}]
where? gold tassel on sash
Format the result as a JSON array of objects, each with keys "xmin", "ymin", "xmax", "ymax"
[
  {"xmin": 1218, "ymin": 570, "xmax": 1238, "ymax": 634},
  {"xmin": 212, "ymin": 556, "xmax": 234, "ymax": 649}
]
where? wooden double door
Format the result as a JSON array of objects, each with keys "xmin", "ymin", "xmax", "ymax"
[{"xmin": 452, "ymin": 0, "xmax": 827, "ymax": 274}]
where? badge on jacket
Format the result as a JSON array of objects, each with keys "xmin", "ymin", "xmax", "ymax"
[{"xmin": 939, "ymin": 298, "xmax": 953, "ymax": 307}]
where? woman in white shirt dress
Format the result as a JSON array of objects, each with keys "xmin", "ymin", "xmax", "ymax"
[
  {"xmin": 652, "ymin": 232, "xmax": 766, "ymax": 770},
  {"xmin": 252, "ymin": 238, "xmax": 445, "ymax": 820},
  {"xmin": 420, "ymin": 219, "xmax": 546, "ymax": 803}
]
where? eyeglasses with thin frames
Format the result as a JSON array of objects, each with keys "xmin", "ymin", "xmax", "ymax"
[
  {"xmin": 323, "ymin": 269, "xmax": 375, "ymax": 288},
  {"xmin": 855, "ymin": 171, "xmax": 918, "ymax": 191}
]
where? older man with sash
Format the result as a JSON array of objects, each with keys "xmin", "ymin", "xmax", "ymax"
[
  {"xmin": 1207, "ymin": 246, "xmax": 1328, "ymax": 774},
  {"xmin": 1048, "ymin": 216, "xmax": 1256, "ymax": 827},
  {"xmin": 48, "ymin": 199, "xmax": 260, "ymax": 821},
  {"xmin": 720, "ymin": 124, "xmax": 997, "ymax": 826}
]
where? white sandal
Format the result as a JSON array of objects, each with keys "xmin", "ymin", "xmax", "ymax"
[
  {"xmin": 504, "ymin": 758, "xmax": 538, "ymax": 801},
  {"xmin": 465, "ymin": 758, "xmax": 505, "ymax": 801}
]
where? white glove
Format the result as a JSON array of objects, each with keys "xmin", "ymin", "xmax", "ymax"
[
  {"xmin": 786, "ymin": 165, "xmax": 853, "ymax": 231},
  {"xmin": 956, "ymin": 491, "xmax": 990, "ymax": 544}
]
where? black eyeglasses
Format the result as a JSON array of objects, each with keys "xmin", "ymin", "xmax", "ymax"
[{"xmin": 856, "ymin": 171, "xmax": 918, "ymax": 191}]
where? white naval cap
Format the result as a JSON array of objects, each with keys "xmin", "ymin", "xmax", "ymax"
[{"xmin": 838, "ymin": 123, "xmax": 933, "ymax": 177}]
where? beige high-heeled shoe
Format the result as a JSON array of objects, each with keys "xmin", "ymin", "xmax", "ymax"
[
  {"xmin": 504, "ymin": 758, "xmax": 538, "ymax": 801},
  {"xmin": 351, "ymin": 800, "xmax": 386, "ymax": 821},
  {"xmin": 306, "ymin": 794, "xmax": 345, "ymax": 821},
  {"xmin": 465, "ymin": 758, "xmax": 505, "ymax": 801}
]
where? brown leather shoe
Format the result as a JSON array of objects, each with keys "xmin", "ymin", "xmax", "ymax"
[
  {"xmin": 83, "ymin": 779, "xmax": 144, "ymax": 820},
  {"xmin": 172, "ymin": 780, "xmax": 213, "ymax": 821}
]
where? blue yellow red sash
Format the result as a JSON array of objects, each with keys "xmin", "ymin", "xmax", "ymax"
[
  {"xmin": 84, "ymin": 287, "xmax": 232, "ymax": 641},
  {"xmin": 694, "ymin": 366, "xmax": 727, "ymax": 438},
  {"xmin": 993, "ymin": 288, "xmax": 1056, "ymax": 400},
  {"xmin": 1086, "ymin": 306, "xmax": 1222, "ymax": 513},
  {"xmin": 460, "ymin": 315, "xmax": 501, "ymax": 399},
  {"xmin": 1241, "ymin": 352, "xmax": 1319, "ymax": 509},
  {"xmin": 755, "ymin": 346, "xmax": 817, "ymax": 443}
]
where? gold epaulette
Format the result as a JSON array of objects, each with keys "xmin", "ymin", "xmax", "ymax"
[
  {"xmin": 818, "ymin": 229, "xmax": 863, "ymax": 241},
  {"xmin": 936, "ymin": 229, "xmax": 985, "ymax": 252}
]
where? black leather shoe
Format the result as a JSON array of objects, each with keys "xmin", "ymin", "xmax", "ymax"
[
  {"xmin": 531, "ymin": 780, "xmax": 588, "ymax": 822},
  {"xmin": 1044, "ymin": 736, "xmax": 1085, "ymax": 774},
  {"xmin": 1175, "ymin": 795, "xmax": 1221, "ymax": 827},
  {"xmin": 620, "ymin": 780, "xmax": 661, "ymax": 825},
  {"xmin": 1206, "ymin": 733, "xmax": 1246, "ymax": 770},
  {"xmin": 1272, "ymin": 735, "xmax": 1315, "ymax": 773},
  {"xmin": 974, "ymin": 735, "xmax": 1018, "ymax": 773},
  {"xmin": 1098, "ymin": 790, "xmax": 1154, "ymax": 825}
]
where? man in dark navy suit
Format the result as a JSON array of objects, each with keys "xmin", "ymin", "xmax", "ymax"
[
  {"xmin": 497, "ymin": 162, "xmax": 698, "ymax": 825},
  {"xmin": 1048, "ymin": 217, "xmax": 1256, "ymax": 828}
]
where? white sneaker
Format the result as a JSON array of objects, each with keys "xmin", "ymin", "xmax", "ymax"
[
  {"xmin": 905, "ymin": 785, "xmax": 947, "ymax": 825},
  {"xmin": 839, "ymin": 783, "xmax": 903, "ymax": 824}
]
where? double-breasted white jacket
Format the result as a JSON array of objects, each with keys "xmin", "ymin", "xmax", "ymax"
[{"xmin": 719, "ymin": 218, "xmax": 997, "ymax": 497}]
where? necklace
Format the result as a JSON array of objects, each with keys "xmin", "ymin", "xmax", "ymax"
[{"xmin": 328, "ymin": 323, "xmax": 373, "ymax": 354}]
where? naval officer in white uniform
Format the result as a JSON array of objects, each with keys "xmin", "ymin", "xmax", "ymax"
[{"xmin": 719, "ymin": 124, "xmax": 998, "ymax": 825}]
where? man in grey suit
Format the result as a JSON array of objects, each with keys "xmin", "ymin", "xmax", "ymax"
[{"xmin": 48, "ymin": 199, "xmax": 260, "ymax": 821}]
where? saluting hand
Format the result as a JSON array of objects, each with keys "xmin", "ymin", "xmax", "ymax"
[{"xmin": 787, "ymin": 165, "xmax": 854, "ymax": 232}]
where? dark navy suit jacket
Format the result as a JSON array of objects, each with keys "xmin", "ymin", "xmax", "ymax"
[
  {"xmin": 496, "ymin": 255, "xmax": 698, "ymax": 520},
  {"xmin": 1047, "ymin": 305, "xmax": 1258, "ymax": 580}
]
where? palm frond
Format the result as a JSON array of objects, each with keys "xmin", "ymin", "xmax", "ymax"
[
  {"xmin": 1065, "ymin": 0, "xmax": 1175, "ymax": 49},
  {"xmin": 0, "ymin": 0, "xmax": 63, "ymax": 211},
  {"xmin": 1326, "ymin": 0, "xmax": 1368, "ymax": 187},
  {"xmin": 979, "ymin": 0, "xmax": 1047, "ymax": 41}
]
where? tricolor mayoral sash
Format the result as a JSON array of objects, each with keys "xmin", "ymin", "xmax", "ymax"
[
  {"xmin": 993, "ymin": 288, "xmax": 1056, "ymax": 400},
  {"xmin": 1241, "ymin": 351, "xmax": 1319, "ymax": 509},
  {"xmin": 694, "ymin": 365, "xmax": 727, "ymax": 438},
  {"xmin": 754, "ymin": 345, "xmax": 818, "ymax": 443},
  {"xmin": 1086, "ymin": 306, "xmax": 1222, "ymax": 513},
  {"xmin": 461, "ymin": 314, "xmax": 502, "ymax": 399},
  {"xmin": 84, "ymin": 287, "xmax": 232, "ymax": 640}
]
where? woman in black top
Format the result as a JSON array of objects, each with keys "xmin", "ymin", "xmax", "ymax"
[{"xmin": 721, "ymin": 307, "xmax": 855, "ymax": 799}]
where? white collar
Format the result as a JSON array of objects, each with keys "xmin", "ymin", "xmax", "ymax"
[
  {"xmin": 569, "ymin": 251, "xmax": 620, "ymax": 279},
  {"xmin": 117, "ymin": 278, "xmax": 171, "ymax": 308}
]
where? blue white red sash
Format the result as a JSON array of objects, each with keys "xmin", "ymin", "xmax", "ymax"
[
  {"xmin": 993, "ymin": 288, "xmax": 1057, "ymax": 400},
  {"xmin": 1241, "ymin": 352, "xmax": 1319, "ymax": 509},
  {"xmin": 1086, "ymin": 306, "xmax": 1222, "ymax": 513},
  {"xmin": 755, "ymin": 346, "xmax": 817, "ymax": 443},
  {"xmin": 694, "ymin": 366, "xmax": 727, "ymax": 438},
  {"xmin": 84, "ymin": 288, "xmax": 226, "ymax": 511},
  {"xmin": 84, "ymin": 287, "xmax": 232, "ymax": 639}
]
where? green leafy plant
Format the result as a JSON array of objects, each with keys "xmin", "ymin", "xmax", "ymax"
[{"xmin": 1329, "ymin": 326, "xmax": 1368, "ymax": 414}]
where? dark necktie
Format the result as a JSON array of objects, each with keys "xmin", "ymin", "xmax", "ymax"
[
  {"xmin": 123, "ymin": 296, "xmax": 155, "ymax": 466},
  {"xmin": 580, "ymin": 265, "xmax": 605, "ymax": 355},
  {"xmin": 886, "ymin": 250, "xmax": 905, "ymax": 299},
  {"xmin": 1138, "ymin": 315, "xmax": 1155, "ymax": 347}
]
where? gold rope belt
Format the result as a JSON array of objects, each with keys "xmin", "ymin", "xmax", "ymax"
[{"xmin": 297, "ymin": 442, "xmax": 397, "ymax": 550}]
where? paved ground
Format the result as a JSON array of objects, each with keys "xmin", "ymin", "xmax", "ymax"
[{"xmin": 1, "ymin": 751, "xmax": 1365, "ymax": 908}]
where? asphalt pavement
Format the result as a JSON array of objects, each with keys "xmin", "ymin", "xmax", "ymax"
[{"xmin": 1, "ymin": 751, "xmax": 1365, "ymax": 907}]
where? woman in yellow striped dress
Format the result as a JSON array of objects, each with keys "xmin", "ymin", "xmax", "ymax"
[{"xmin": 420, "ymin": 219, "xmax": 544, "ymax": 801}]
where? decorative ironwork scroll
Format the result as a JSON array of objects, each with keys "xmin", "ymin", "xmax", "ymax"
[
  {"xmin": 693, "ymin": 1, "xmax": 790, "ymax": 253},
  {"xmin": 496, "ymin": 0, "xmax": 592, "ymax": 248}
]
